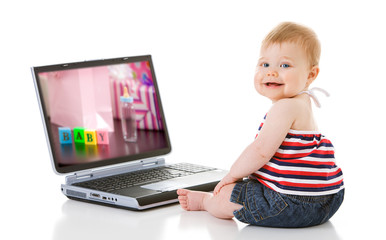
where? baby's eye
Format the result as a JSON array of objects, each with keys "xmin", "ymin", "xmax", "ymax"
[
  {"xmin": 280, "ymin": 64, "xmax": 290, "ymax": 68},
  {"xmin": 262, "ymin": 63, "xmax": 269, "ymax": 67}
]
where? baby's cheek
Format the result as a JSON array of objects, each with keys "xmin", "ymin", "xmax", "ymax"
[{"xmin": 254, "ymin": 72, "xmax": 263, "ymax": 91}]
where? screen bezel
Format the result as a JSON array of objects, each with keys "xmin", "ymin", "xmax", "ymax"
[{"xmin": 32, "ymin": 55, "xmax": 172, "ymax": 174}]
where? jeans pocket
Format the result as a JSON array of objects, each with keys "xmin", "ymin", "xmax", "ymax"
[{"xmin": 246, "ymin": 182, "xmax": 288, "ymax": 223}]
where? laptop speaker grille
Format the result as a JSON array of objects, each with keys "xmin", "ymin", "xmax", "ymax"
[{"xmin": 66, "ymin": 189, "xmax": 87, "ymax": 198}]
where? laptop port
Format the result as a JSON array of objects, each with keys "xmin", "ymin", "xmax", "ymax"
[{"xmin": 90, "ymin": 193, "xmax": 100, "ymax": 198}]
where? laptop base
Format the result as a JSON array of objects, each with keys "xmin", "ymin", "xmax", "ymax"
[{"xmin": 64, "ymin": 181, "xmax": 219, "ymax": 210}]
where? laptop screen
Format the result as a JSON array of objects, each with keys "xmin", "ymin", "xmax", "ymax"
[{"xmin": 32, "ymin": 55, "xmax": 171, "ymax": 174}]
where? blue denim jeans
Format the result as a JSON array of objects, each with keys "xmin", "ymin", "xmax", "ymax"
[{"xmin": 230, "ymin": 179, "xmax": 344, "ymax": 228}]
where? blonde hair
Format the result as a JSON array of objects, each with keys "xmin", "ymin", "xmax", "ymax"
[{"xmin": 262, "ymin": 22, "xmax": 321, "ymax": 68}]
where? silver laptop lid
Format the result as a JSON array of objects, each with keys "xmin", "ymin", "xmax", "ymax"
[{"xmin": 32, "ymin": 55, "xmax": 171, "ymax": 174}]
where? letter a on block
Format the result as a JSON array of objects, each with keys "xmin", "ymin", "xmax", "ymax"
[
  {"xmin": 58, "ymin": 127, "xmax": 72, "ymax": 144},
  {"xmin": 84, "ymin": 129, "xmax": 97, "ymax": 145},
  {"xmin": 73, "ymin": 127, "xmax": 85, "ymax": 144},
  {"xmin": 96, "ymin": 130, "xmax": 109, "ymax": 144}
]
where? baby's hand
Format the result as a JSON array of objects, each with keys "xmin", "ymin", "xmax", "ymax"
[{"xmin": 213, "ymin": 173, "xmax": 239, "ymax": 196}]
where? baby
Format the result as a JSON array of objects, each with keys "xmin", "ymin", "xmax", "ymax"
[{"xmin": 177, "ymin": 22, "xmax": 344, "ymax": 228}]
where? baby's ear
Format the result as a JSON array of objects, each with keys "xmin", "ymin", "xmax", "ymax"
[{"xmin": 307, "ymin": 66, "xmax": 319, "ymax": 85}]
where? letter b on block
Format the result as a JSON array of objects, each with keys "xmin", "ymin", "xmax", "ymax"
[
  {"xmin": 84, "ymin": 129, "xmax": 97, "ymax": 145},
  {"xmin": 58, "ymin": 127, "xmax": 72, "ymax": 144}
]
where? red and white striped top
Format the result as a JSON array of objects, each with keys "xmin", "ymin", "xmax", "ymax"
[{"xmin": 250, "ymin": 118, "xmax": 344, "ymax": 196}]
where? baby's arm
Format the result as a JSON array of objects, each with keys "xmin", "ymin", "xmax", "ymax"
[{"xmin": 214, "ymin": 99, "xmax": 300, "ymax": 195}]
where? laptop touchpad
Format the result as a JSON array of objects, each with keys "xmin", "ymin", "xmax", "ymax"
[{"xmin": 141, "ymin": 180, "xmax": 189, "ymax": 192}]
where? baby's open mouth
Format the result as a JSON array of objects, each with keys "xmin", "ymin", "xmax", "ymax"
[{"xmin": 265, "ymin": 82, "xmax": 284, "ymax": 87}]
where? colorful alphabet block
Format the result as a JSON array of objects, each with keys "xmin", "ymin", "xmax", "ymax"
[
  {"xmin": 73, "ymin": 127, "xmax": 85, "ymax": 144},
  {"xmin": 84, "ymin": 129, "xmax": 97, "ymax": 145},
  {"xmin": 58, "ymin": 127, "xmax": 72, "ymax": 144},
  {"xmin": 58, "ymin": 126, "xmax": 110, "ymax": 146},
  {"xmin": 96, "ymin": 129, "xmax": 109, "ymax": 144}
]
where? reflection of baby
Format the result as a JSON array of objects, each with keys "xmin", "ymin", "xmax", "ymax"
[{"xmin": 177, "ymin": 22, "xmax": 344, "ymax": 227}]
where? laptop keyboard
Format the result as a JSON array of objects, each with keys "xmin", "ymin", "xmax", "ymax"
[{"xmin": 73, "ymin": 163, "xmax": 216, "ymax": 193}]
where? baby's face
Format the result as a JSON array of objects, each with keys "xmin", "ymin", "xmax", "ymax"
[{"xmin": 254, "ymin": 42, "xmax": 314, "ymax": 102}]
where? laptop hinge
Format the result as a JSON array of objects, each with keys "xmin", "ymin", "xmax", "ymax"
[
  {"xmin": 140, "ymin": 158, "xmax": 162, "ymax": 168},
  {"xmin": 74, "ymin": 170, "xmax": 93, "ymax": 180}
]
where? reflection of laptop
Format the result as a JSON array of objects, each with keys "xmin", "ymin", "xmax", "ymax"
[{"xmin": 32, "ymin": 55, "xmax": 227, "ymax": 210}]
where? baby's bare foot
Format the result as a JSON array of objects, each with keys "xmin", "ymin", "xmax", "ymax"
[{"xmin": 177, "ymin": 189, "xmax": 211, "ymax": 211}]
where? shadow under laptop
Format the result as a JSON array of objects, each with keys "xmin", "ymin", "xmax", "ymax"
[{"xmin": 52, "ymin": 200, "xmax": 182, "ymax": 240}]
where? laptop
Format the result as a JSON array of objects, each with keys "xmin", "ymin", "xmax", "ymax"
[{"xmin": 32, "ymin": 55, "xmax": 227, "ymax": 210}]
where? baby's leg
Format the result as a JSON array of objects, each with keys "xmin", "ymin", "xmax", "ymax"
[{"xmin": 177, "ymin": 184, "xmax": 242, "ymax": 219}]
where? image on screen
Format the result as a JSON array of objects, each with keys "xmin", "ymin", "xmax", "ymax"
[{"xmin": 35, "ymin": 58, "xmax": 169, "ymax": 172}]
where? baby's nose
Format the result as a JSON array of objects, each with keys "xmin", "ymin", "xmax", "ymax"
[{"xmin": 266, "ymin": 71, "xmax": 278, "ymax": 77}]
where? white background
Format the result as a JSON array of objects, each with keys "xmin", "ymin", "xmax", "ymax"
[{"xmin": 1, "ymin": 0, "xmax": 385, "ymax": 239}]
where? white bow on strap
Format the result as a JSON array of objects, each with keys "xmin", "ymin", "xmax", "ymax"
[{"xmin": 298, "ymin": 87, "xmax": 330, "ymax": 108}]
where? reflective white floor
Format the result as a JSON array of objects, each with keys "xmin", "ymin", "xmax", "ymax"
[
  {"xmin": 52, "ymin": 200, "xmax": 344, "ymax": 240},
  {"xmin": 2, "ymin": 180, "xmax": 383, "ymax": 240},
  {"xmin": 45, "ymin": 190, "xmax": 379, "ymax": 240}
]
